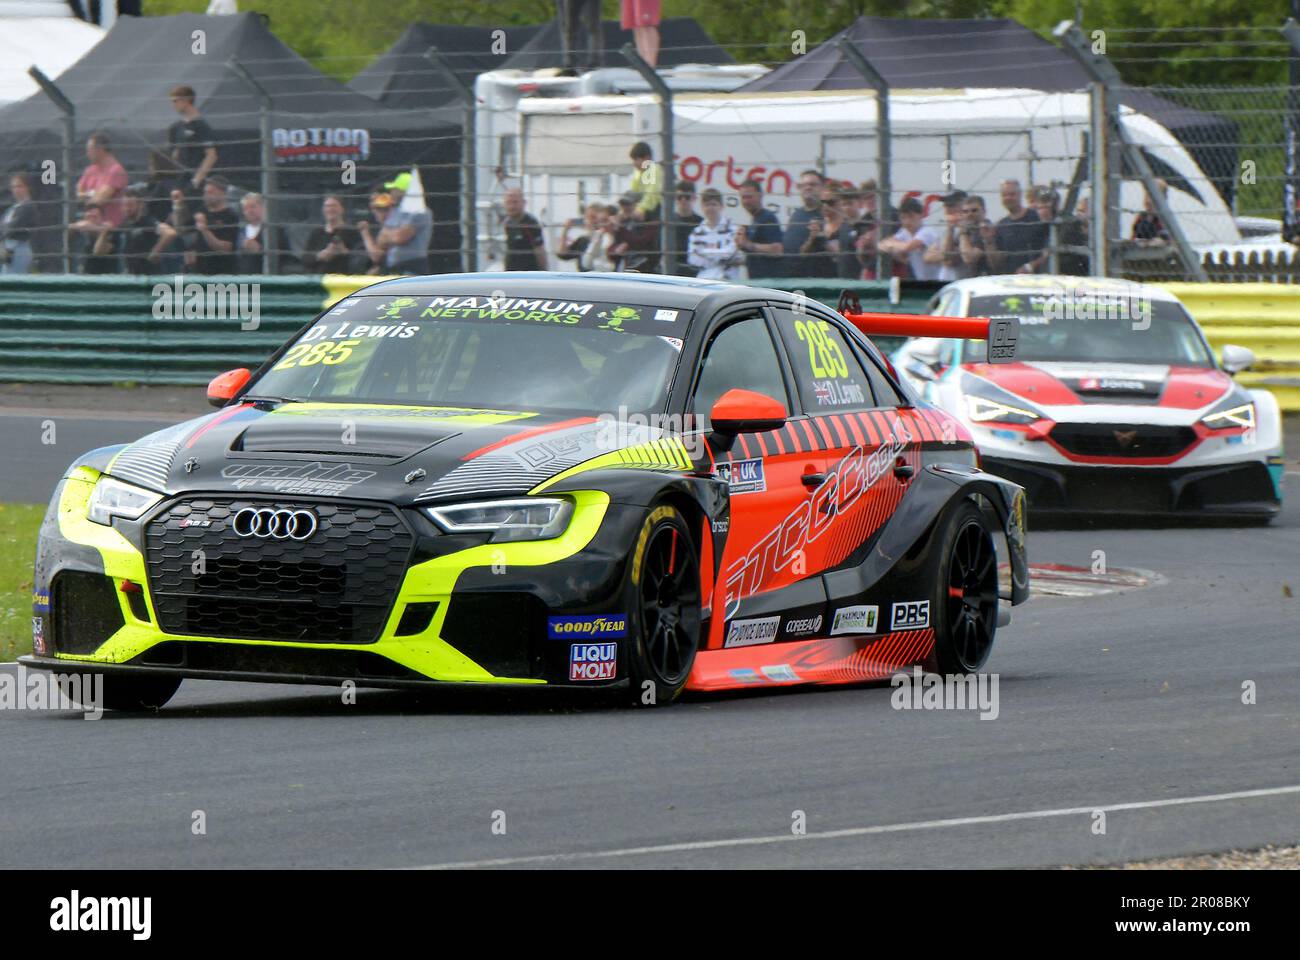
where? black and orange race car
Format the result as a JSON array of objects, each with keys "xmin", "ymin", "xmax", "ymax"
[{"xmin": 21, "ymin": 273, "xmax": 1028, "ymax": 709}]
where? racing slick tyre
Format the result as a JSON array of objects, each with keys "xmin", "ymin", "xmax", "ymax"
[
  {"xmin": 59, "ymin": 673, "xmax": 182, "ymax": 712},
  {"xmin": 626, "ymin": 503, "xmax": 702, "ymax": 707},
  {"xmin": 926, "ymin": 499, "xmax": 999, "ymax": 675}
]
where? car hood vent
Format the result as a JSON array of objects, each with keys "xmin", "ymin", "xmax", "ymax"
[{"xmin": 231, "ymin": 417, "xmax": 459, "ymax": 460}]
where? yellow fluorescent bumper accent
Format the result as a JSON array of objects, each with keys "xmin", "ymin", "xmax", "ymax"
[{"xmin": 51, "ymin": 474, "xmax": 611, "ymax": 685}]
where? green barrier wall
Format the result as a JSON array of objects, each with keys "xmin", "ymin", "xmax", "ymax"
[
  {"xmin": 0, "ymin": 275, "xmax": 326, "ymax": 385},
  {"xmin": 2, "ymin": 275, "xmax": 1297, "ymax": 408},
  {"xmin": 1157, "ymin": 283, "xmax": 1300, "ymax": 411}
]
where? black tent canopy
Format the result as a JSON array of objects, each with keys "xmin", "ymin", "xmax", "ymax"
[
  {"xmin": 501, "ymin": 16, "xmax": 734, "ymax": 73},
  {"xmin": 0, "ymin": 12, "xmax": 463, "ymax": 269},
  {"xmin": 347, "ymin": 22, "xmax": 544, "ymax": 110},
  {"xmin": 740, "ymin": 17, "xmax": 1239, "ymax": 207},
  {"xmin": 352, "ymin": 17, "xmax": 734, "ymax": 112}
]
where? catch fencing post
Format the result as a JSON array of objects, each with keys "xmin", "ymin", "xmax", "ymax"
[
  {"xmin": 1283, "ymin": 17, "xmax": 1300, "ymax": 246},
  {"xmin": 837, "ymin": 38, "xmax": 890, "ymax": 280},
  {"xmin": 621, "ymin": 44, "xmax": 675, "ymax": 276},
  {"xmin": 226, "ymin": 58, "xmax": 277, "ymax": 273},
  {"xmin": 28, "ymin": 67, "xmax": 75, "ymax": 273},
  {"xmin": 1055, "ymin": 20, "xmax": 1207, "ymax": 282},
  {"xmin": 425, "ymin": 47, "xmax": 477, "ymax": 273}
]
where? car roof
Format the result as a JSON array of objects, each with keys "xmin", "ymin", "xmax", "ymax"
[
  {"xmin": 947, "ymin": 274, "xmax": 1182, "ymax": 304},
  {"xmin": 354, "ymin": 271, "xmax": 807, "ymax": 312}
]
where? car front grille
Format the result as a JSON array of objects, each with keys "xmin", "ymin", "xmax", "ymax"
[
  {"xmin": 1049, "ymin": 423, "xmax": 1197, "ymax": 459},
  {"xmin": 145, "ymin": 498, "xmax": 414, "ymax": 644}
]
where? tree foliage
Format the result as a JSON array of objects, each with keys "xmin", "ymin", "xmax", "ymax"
[{"xmin": 143, "ymin": 0, "xmax": 1294, "ymax": 87}]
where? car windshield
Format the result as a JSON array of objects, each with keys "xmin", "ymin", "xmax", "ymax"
[
  {"xmin": 248, "ymin": 294, "xmax": 691, "ymax": 415},
  {"xmin": 965, "ymin": 293, "xmax": 1214, "ymax": 367}
]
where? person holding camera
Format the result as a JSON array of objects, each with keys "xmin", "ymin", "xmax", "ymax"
[
  {"xmin": 302, "ymin": 195, "xmax": 362, "ymax": 274},
  {"xmin": 581, "ymin": 204, "xmax": 620, "ymax": 273},
  {"xmin": 798, "ymin": 183, "xmax": 857, "ymax": 279},
  {"xmin": 955, "ymin": 194, "xmax": 994, "ymax": 278},
  {"xmin": 924, "ymin": 191, "xmax": 968, "ymax": 281},
  {"xmin": 1, "ymin": 173, "xmax": 36, "ymax": 274},
  {"xmin": 557, "ymin": 202, "xmax": 604, "ymax": 270}
]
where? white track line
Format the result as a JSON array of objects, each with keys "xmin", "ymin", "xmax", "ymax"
[{"xmin": 405, "ymin": 783, "xmax": 1300, "ymax": 869}]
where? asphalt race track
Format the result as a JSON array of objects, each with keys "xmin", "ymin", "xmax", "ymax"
[{"xmin": 1, "ymin": 410, "xmax": 1297, "ymax": 869}]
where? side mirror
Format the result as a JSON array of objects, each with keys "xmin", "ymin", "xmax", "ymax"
[
  {"xmin": 207, "ymin": 368, "xmax": 251, "ymax": 407},
  {"xmin": 904, "ymin": 339, "xmax": 944, "ymax": 382},
  {"xmin": 709, "ymin": 388, "xmax": 788, "ymax": 435},
  {"xmin": 905, "ymin": 359, "xmax": 940, "ymax": 383},
  {"xmin": 1221, "ymin": 344, "xmax": 1255, "ymax": 375},
  {"xmin": 911, "ymin": 339, "xmax": 943, "ymax": 367}
]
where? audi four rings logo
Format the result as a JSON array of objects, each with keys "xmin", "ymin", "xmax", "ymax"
[{"xmin": 231, "ymin": 508, "xmax": 318, "ymax": 540}]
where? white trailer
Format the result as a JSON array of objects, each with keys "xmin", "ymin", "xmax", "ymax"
[
  {"xmin": 473, "ymin": 64, "xmax": 769, "ymax": 269},
  {"xmin": 500, "ymin": 86, "xmax": 1239, "ymax": 265}
]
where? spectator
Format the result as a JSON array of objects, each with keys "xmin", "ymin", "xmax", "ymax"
[
  {"xmin": 878, "ymin": 196, "xmax": 942, "ymax": 280},
  {"xmin": 840, "ymin": 184, "xmax": 864, "ymax": 225},
  {"xmin": 798, "ymin": 183, "xmax": 857, "ymax": 279},
  {"xmin": 150, "ymin": 188, "xmax": 193, "ymax": 273},
  {"xmin": 610, "ymin": 192, "xmax": 657, "ymax": 272},
  {"xmin": 118, "ymin": 187, "xmax": 159, "ymax": 275},
  {"xmin": 736, "ymin": 179, "xmax": 784, "ymax": 280},
  {"xmin": 582, "ymin": 204, "xmax": 620, "ymax": 273},
  {"xmin": 851, "ymin": 179, "xmax": 883, "ymax": 278},
  {"xmin": 988, "ymin": 179, "xmax": 1046, "ymax": 274},
  {"xmin": 629, "ymin": 141, "xmax": 662, "ymax": 227},
  {"xmin": 622, "ymin": 0, "xmax": 661, "ymax": 67},
  {"xmin": 378, "ymin": 172, "xmax": 434, "ymax": 275},
  {"xmin": 69, "ymin": 204, "xmax": 120, "ymax": 274},
  {"xmin": 502, "ymin": 187, "xmax": 546, "ymax": 271},
  {"xmin": 167, "ymin": 85, "xmax": 219, "ymax": 198},
  {"xmin": 783, "ymin": 169, "xmax": 825, "ymax": 277},
  {"xmin": 76, "ymin": 132, "xmax": 129, "ymax": 229},
  {"xmin": 558, "ymin": 0, "xmax": 602, "ymax": 74},
  {"xmin": 924, "ymin": 190, "xmax": 967, "ymax": 281},
  {"xmin": 1019, "ymin": 186, "xmax": 1087, "ymax": 276},
  {"xmin": 186, "ymin": 176, "xmax": 239, "ymax": 274},
  {"xmin": 358, "ymin": 192, "xmax": 395, "ymax": 275},
  {"xmin": 143, "ymin": 149, "xmax": 184, "ymax": 221},
  {"xmin": 956, "ymin": 194, "xmax": 994, "ymax": 278},
  {"xmin": 671, "ymin": 182, "xmax": 702, "ymax": 276},
  {"xmin": 1132, "ymin": 178, "xmax": 1171, "ymax": 246},
  {"xmin": 687, "ymin": 188, "xmax": 741, "ymax": 280},
  {"xmin": 302, "ymin": 194, "xmax": 362, "ymax": 274},
  {"xmin": 557, "ymin": 202, "xmax": 604, "ymax": 270},
  {"xmin": 1, "ymin": 173, "xmax": 37, "ymax": 275},
  {"xmin": 236, "ymin": 192, "xmax": 295, "ymax": 273}
]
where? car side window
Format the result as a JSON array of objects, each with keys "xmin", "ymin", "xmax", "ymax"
[
  {"xmin": 772, "ymin": 307, "xmax": 890, "ymax": 411},
  {"xmin": 691, "ymin": 314, "xmax": 790, "ymax": 427},
  {"xmin": 931, "ymin": 288, "xmax": 960, "ymax": 316},
  {"xmin": 855, "ymin": 342, "xmax": 905, "ymax": 407}
]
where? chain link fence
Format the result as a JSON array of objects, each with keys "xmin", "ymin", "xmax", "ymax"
[{"xmin": 3, "ymin": 17, "xmax": 1298, "ymax": 284}]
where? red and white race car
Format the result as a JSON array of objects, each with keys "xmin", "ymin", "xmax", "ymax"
[{"xmin": 893, "ymin": 276, "xmax": 1283, "ymax": 521}]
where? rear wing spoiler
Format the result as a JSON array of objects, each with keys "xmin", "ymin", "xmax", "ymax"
[{"xmin": 836, "ymin": 291, "xmax": 1019, "ymax": 363}]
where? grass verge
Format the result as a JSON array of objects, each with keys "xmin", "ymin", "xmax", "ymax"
[{"xmin": 0, "ymin": 503, "xmax": 44, "ymax": 661}]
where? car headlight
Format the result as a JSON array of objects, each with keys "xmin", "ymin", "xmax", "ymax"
[
  {"xmin": 86, "ymin": 476, "xmax": 164, "ymax": 526},
  {"xmin": 424, "ymin": 497, "xmax": 573, "ymax": 542},
  {"xmin": 1201, "ymin": 402, "xmax": 1255, "ymax": 430},
  {"xmin": 965, "ymin": 394, "xmax": 1040, "ymax": 426}
]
